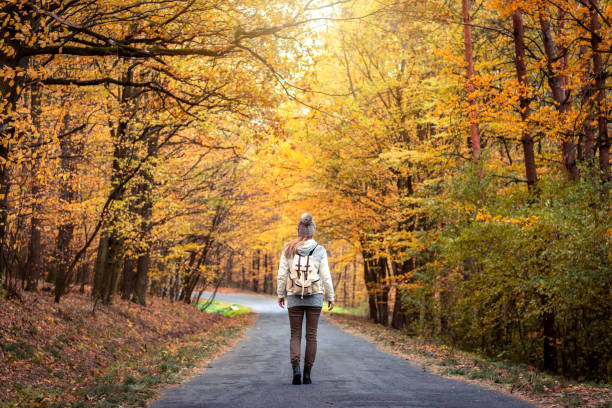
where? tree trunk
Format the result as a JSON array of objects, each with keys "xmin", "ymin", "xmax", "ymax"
[
  {"xmin": 92, "ymin": 68, "xmax": 138, "ymax": 304},
  {"xmin": 269, "ymin": 252, "xmax": 275, "ymax": 294},
  {"xmin": 169, "ymin": 260, "xmax": 182, "ymax": 302},
  {"xmin": 241, "ymin": 265, "xmax": 246, "ymax": 289},
  {"xmin": 24, "ymin": 81, "xmax": 44, "ymax": 291},
  {"xmin": 368, "ymin": 290, "xmax": 377, "ymax": 321},
  {"xmin": 25, "ymin": 200, "xmax": 42, "ymax": 291},
  {"xmin": 351, "ymin": 260, "xmax": 356, "ymax": 308},
  {"xmin": 252, "ymin": 250, "xmax": 260, "ymax": 292},
  {"xmin": 391, "ymin": 287, "xmax": 409, "ymax": 330},
  {"xmin": 376, "ymin": 257, "xmax": 389, "ymax": 326},
  {"xmin": 539, "ymin": 14, "xmax": 578, "ymax": 181},
  {"xmin": 263, "ymin": 252, "xmax": 270, "ymax": 293},
  {"xmin": 391, "ymin": 259, "xmax": 414, "ymax": 330},
  {"xmin": 92, "ymin": 229, "xmax": 125, "ymax": 305},
  {"xmin": 579, "ymin": 43, "xmax": 596, "ymax": 163},
  {"xmin": 589, "ymin": 1, "xmax": 610, "ymax": 189},
  {"xmin": 0, "ymin": 55, "xmax": 24, "ymax": 286},
  {"xmin": 92, "ymin": 234, "xmax": 109, "ymax": 300},
  {"xmin": 343, "ymin": 263, "xmax": 348, "ymax": 306},
  {"xmin": 121, "ymin": 257, "xmax": 137, "ymax": 300},
  {"xmin": 363, "ymin": 255, "xmax": 378, "ymax": 321},
  {"xmin": 542, "ymin": 295, "xmax": 557, "ymax": 372},
  {"xmin": 462, "ymin": 0, "xmax": 481, "ymax": 162},
  {"xmin": 180, "ymin": 247, "xmax": 207, "ymax": 303},
  {"xmin": 54, "ymin": 224, "xmax": 75, "ymax": 298},
  {"xmin": 133, "ymin": 250, "xmax": 149, "ymax": 305},
  {"xmin": 512, "ymin": 10, "xmax": 538, "ymax": 190},
  {"xmin": 122, "ymin": 129, "xmax": 158, "ymax": 305},
  {"xmin": 225, "ymin": 253, "xmax": 234, "ymax": 288},
  {"xmin": 362, "ymin": 251, "xmax": 389, "ymax": 325},
  {"xmin": 78, "ymin": 263, "xmax": 88, "ymax": 293},
  {"xmin": 102, "ymin": 235, "xmax": 124, "ymax": 304},
  {"xmin": 54, "ymin": 111, "xmax": 78, "ymax": 300}
]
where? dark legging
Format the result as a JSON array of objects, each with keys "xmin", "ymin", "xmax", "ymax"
[{"xmin": 288, "ymin": 306, "xmax": 322, "ymax": 368}]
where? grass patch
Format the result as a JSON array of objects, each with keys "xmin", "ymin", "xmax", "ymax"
[
  {"xmin": 2, "ymin": 340, "xmax": 37, "ymax": 360},
  {"xmin": 441, "ymin": 367, "xmax": 467, "ymax": 376},
  {"xmin": 322, "ymin": 304, "xmax": 367, "ymax": 316},
  {"xmin": 197, "ymin": 299, "xmax": 251, "ymax": 317}
]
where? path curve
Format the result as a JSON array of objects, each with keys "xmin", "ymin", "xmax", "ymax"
[{"xmin": 151, "ymin": 292, "xmax": 533, "ymax": 408}]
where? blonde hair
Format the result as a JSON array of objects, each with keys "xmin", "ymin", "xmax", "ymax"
[{"xmin": 284, "ymin": 235, "xmax": 312, "ymax": 258}]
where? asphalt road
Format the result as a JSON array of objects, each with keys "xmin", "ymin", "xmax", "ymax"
[{"xmin": 150, "ymin": 292, "xmax": 533, "ymax": 408}]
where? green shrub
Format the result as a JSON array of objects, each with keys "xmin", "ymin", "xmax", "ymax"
[{"xmin": 407, "ymin": 171, "xmax": 612, "ymax": 382}]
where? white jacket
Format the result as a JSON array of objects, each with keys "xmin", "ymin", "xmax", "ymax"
[{"xmin": 277, "ymin": 239, "xmax": 335, "ymax": 301}]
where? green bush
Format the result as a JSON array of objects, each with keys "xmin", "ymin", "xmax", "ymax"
[{"xmin": 408, "ymin": 170, "xmax": 612, "ymax": 382}]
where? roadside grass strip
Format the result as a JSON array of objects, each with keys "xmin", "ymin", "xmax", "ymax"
[
  {"xmin": 74, "ymin": 314, "xmax": 254, "ymax": 408},
  {"xmin": 197, "ymin": 299, "xmax": 252, "ymax": 317},
  {"xmin": 322, "ymin": 304, "xmax": 367, "ymax": 316}
]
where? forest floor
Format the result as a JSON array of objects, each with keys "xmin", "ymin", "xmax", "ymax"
[
  {"xmin": 326, "ymin": 314, "xmax": 612, "ymax": 408},
  {"xmin": 0, "ymin": 288, "xmax": 255, "ymax": 408}
]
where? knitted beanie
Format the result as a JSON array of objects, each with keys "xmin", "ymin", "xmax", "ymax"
[{"xmin": 297, "ymin": 213, "xmax": 316, "ymax": 237}]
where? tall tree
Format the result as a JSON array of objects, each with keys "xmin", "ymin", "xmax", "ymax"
[
  {"xmin": 539, "ymin": 10, "xmax": 578, "ymax": 180},
  {"xmin": 511, "ymin": 10, "xmax": 538, "ymax": 190},
  {"xmin": 24, "ymin": 82, "xmax": 43, "ymax": 291},
  {"xmin": 462, "ymin": 0, "xmax": 481, "ymax": 162},
  {"xmin": 587, "ymin": 0, "xmax": 610, "ymax": 189}
]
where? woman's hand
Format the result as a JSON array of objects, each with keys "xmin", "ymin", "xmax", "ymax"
[
  {"xmin": 278, "ymin": 297, "xmax": 285, "ymax": 308},
  {"xmin": 328, "ymin": 300, "xmax": 335, "ymax": 311}
]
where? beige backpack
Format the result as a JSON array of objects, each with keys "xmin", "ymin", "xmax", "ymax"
[{"xmin": 287, "ymin": 245, "xmax": 320, "ymax": 299}]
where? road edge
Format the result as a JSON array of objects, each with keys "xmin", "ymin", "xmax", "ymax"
[
  {"xmin": 145, "ymin": 312, "xmax": 257, "ymax": 407},
  {"xmin": 324, "ymin": 314, "xmax": 545, "ymax": 408}
]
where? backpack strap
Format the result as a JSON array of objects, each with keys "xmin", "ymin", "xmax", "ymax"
[
  {"xmin": 303, "ymin": 245, "xmax": 317, "ymax": 275},
  {"xmin": 300, "ymin": 245, "xmax": 317, "ymax": 299},
  {"xmin": 302, "ymin": 245, "xmax": 317, "ymax": 299},
  {"xmin": 296, "ymin": 252, "xmax": 302, "ymax": 281}
]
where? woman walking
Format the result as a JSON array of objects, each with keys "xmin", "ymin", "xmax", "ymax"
[{"xmin": 277, "ymin": 213, "xmax": 335, "ymax": 385}]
